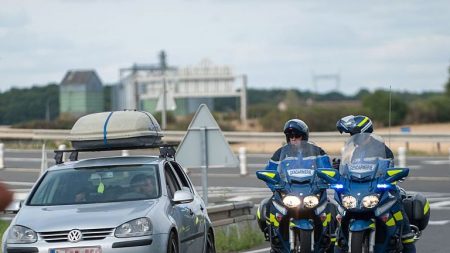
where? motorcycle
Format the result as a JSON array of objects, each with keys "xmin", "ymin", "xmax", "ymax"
[
  {"xmin": 316, "ymin": 133, "xmax": 430, "ymax": 253},
  {"xmin": 256, "ymin": 142, "xmax": 336, "ymax": 253}
]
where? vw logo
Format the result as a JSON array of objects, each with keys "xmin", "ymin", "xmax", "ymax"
[{"xmin": 67, "ymin": 230, "xmax": 82, "ymax": 243}]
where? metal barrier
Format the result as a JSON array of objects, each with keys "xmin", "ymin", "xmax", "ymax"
[
  {"xmin": 1, "ymin": 128, "xmax": 450, "ymax": 143},
  {"xmin": 207, "ymin": 201, "xmax": 255, "ymax": 227}
]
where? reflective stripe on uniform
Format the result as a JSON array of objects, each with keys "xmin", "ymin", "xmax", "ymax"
[
  {"xmin": 393, "ymin": 211, "xmax": 403, "ymax": 221},
  {"xmin": 270, "ymin": 213, "xmax": 279, "ymax": 227},
  {"xmin": 403, "ymin": 238, "xmax": 415, "ymax": 244},
  {"xmin": 386, "ymin": 218, "xmax": 396, "ymax": 227},
  {"xmin": 322, "ymin": 213, "xmax": 332, "ymax": 227}
]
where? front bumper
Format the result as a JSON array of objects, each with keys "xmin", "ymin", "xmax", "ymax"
[{"xmin": 5, "ymin": 234, "xmax": 168, "ymax": 253}]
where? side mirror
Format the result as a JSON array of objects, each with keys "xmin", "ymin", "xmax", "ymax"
[
  {"xmin": 4, "ymin": 200, "xmax": 22, "ymax": 214},
  {"xmin": 172, "ymin": 190, "xmax": 194, "ymax": 204},
  {"xmin": 385, "ymin": 168, "xmax": 409, "ymax": 183},
  {"xmin": 256, "ymin": 170, "xmax": 281, "ymax": 185},
  {"xmin": 316, "ymin": 168, "xmax": 340, "ymax": 184}
]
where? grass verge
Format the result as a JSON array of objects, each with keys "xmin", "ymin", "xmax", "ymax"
[
  {"xmin": 215, "ymin": 221, "xmax": 265, "ymax": 253},
  {"xmin": 0, "ymin": 220, "xmax": 10, "ymax": 252}
]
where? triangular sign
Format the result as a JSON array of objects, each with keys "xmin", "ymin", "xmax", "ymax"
[{"xmin": 176, "ymin": 104, "xmax": 238, "ymax": 169}]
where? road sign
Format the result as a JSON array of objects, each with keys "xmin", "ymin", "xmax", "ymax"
[{"xmin": 176, "ymin": 104, "xmax": 238, "ymax": 205}]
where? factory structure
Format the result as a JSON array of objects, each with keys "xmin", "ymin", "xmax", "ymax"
[{"xmin": 61, "ymin": 51, "xmax": 247, "ymax": 128}]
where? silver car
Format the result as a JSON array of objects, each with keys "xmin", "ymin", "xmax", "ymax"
[{"xmin": 2, "ymin": 155, "xmax": 215, "ymax": 253}]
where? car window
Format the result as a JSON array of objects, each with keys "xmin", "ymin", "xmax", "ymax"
[
  {"xmin": 164, "ymin": 163, "xmax": 181, "ymax": 198},
  {"xmin": 28, "ymin": 164, "xmax": 160, "ymax": 206},
  {"xmin": 169, "ymin": 162, "xmax": 193, "ymax": 193}
]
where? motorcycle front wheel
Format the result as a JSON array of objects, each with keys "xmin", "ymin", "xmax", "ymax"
[
  {"xmin": 298, "ymin": 229, "xmax": 312, "ymax": 253},
  {"xmin": 350, "ymin": 231, "xmax": 370, "ymax": 253}
]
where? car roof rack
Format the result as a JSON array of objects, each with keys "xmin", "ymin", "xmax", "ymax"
[{"xmin": 54, "ymin": 144, "xmax": 177, "ymax": 165}]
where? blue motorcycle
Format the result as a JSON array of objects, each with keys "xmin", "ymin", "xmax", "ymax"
[
  {"xmin": 256, "ymin": 142, "xmax": 336, "ymax": 253},
  {"xmin": 316, "ymin": 133, "xmax": 429, "ymax": 253}
]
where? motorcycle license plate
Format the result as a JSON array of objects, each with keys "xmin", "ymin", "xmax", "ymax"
[{"xmin": 49, "ymin": 247, "xmax": 101, "ymax": 253}]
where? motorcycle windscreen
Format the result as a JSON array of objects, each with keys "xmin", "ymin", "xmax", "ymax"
[
  {"xmin": 277, "ymin": 142, "xmax": 322, "ymax": 184},
  {"xmin": 340, "ymin": 133, "xmax": 391, "ymax": 181}
]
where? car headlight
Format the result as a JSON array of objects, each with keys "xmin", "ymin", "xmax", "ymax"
[
  {"xmin": 303, "ymin": 196, "xmax": 319, "ymax": 208},
  {"xmin": 342, "ymin": 195, "xmax": 357, "ymax": 209},
  {"xmin": 362, "ymin": 195, "xmax": 379, "ymax": 209},
  {"xmin": 115, "ymin": 218, "xmax": 152, "ymax": 238},
  {"xmin": 283, "ymin": 195, "xmax": 301, "ymax": 208},
  {"xmin": 7, "ymin": 225, "xmax": 37, "ymax": 243}
]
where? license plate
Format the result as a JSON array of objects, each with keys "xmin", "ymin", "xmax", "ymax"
[{"xmin": 49, "ymin": 247, "xmax": 101, "ymax": 253}]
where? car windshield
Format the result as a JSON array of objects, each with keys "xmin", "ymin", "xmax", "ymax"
[
  {"xmin": 277, "ymin": 142, "xmax": 321, "ymax": 183},
  {"xmin": 340, "ymin": 133, "xmax": 388, "ymax": 174},
  {"xmin": 28, "ymin": 164, "xmax": 160, "ymax": 206}
]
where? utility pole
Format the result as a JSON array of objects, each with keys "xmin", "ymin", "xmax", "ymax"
[{"xmin": 160, "ymin": 51, "xmax": 167, "ymax": 130}]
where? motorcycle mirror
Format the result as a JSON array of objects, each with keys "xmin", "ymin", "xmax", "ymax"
[
  {"xmin": 316, "ymin": 168, "xmax": 340, "ymax": 184},
  {"xmin": 256, "ymin": 170, "xmax": 281, "ymax": 185},
  {"xmin": 385, "ymin": 168, "xmax": 409, "ymax": 183}
]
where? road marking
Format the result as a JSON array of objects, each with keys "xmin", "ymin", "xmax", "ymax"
[
  {"xmin": 408, "ymin": 176, "xmax": 450, "ymax": 182},
  {"xmin": 422, "ymin": 160, "xmax": 450, "ymax": 165},
  {"xmin": 1, "ymin": 168, "xmax": 40, "ymax": 173},
  {"xmin": 5, "ymin": 157, "xmax": 45, "ymax": 162},
  {"xmin": 430, "ymin": 200, "xmax": 450, "ymax": 209},
  {"xmin": 429, "ymin": 220, "xmax": 450, "ymax": 225},
  {"xmin": 1, "ymin": 181, "xmax": 35, "ymax": 187}
]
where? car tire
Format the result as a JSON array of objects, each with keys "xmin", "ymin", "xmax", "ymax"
[
  {"xmin": 206, "ymin": 229, "xmax": 216, "ymax": 253},
  {"xmin": 167, "ymin": 231, "xmax": 178, "ymax": 253}
]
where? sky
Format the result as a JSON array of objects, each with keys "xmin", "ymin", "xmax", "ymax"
[{"xmin": 0, "ymin": 0, "xmax": 449, "ymax": 95}]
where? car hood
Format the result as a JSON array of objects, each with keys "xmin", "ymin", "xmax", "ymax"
[{"xmin": 15, "ymin": 200, "xmax": 158, "ymax": 232}]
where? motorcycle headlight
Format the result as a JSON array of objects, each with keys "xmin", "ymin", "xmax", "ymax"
[
  {"xmin": 283, "ymin": 195, "xmax": 301, "ymax": 208},
  {"xmin": 342, "ymin": 195, "xmax": 357, "ymax": 209},
  {"xmin": 115, "ymin": 217, "xmax": 152, "ymax": 238},
  {"xmin": 7, "ymin": 225, "xmax": 37, "ymax": 243},
  {"xmin": 303, "ymin": 196, "xmax": 319, "ymax": 208},
  {"xmin": 362, "ymin": 195, "xmax": 379, "ymax": 209}
]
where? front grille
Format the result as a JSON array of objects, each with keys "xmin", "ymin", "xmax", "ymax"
[{"xmin": 39, "ymin": 228, "xmax": 114, "ymax": 243}]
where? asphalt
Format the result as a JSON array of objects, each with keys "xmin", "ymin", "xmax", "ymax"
[{"xmin": 1, "ymin": 149, "xmax": 449, "ymax": 252}]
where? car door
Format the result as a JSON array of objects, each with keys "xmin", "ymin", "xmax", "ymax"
[
  {"xmin": 164, "ymin": 163, "xmax": 198, "ymax": 253},
  {"xmin": 170, "ymin": 162, "xmax": 206, "ymax": 252}
]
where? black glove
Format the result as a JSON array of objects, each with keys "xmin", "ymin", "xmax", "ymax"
[{"xmin": 332, "ymin": 158, "xmax": 341, "ymax": 170}]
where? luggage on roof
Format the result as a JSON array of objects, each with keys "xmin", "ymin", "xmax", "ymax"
[{"xmin": 69, "ymin": 110, "xmax": 163, "ymax": 150}]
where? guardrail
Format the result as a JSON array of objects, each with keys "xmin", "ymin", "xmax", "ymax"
[
  {"xmin": 207, "ymin": 201, "xmax": 255, "ymax": 227},
  {"xmin": 0, "ymin": 127, "xmax": 450, "ymax": 143}
]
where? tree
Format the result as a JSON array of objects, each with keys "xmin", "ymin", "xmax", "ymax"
[{"xmin": 362, "ymin": 90, "xmax": 408, "ymax": 126}]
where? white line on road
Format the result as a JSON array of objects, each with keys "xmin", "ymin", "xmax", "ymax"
[
  {"xmin": 430, "ymin": 200, "xmax": 450, "ymax": 208},
  {"xmin": 408, "ymin": 176, "xmax": 450, "ymax": 182},
  {"xmin": 1, "ymin": 181, "xmax": 35, "ymax": 186},
  {"xmin": 429, "ymin": 220, "xmax": 450, "ymax": 225},
  {"xmin": 5, "ymin": 157, "xmax": 43, "ymax": 162},
  {"xmin": 422, "ymin": 160, "xmax": 450, "ymax": 165},
  {"xmin": 1, "ymin": 168, "xmax": 40, "ymax": 173}
]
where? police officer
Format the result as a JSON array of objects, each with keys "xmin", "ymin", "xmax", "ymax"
[
  {"xmin": 335, "ymin": 115, "xmax": 416, "ymax": 253},
  {"xmin": 258, "ymin": 119, "xmax": 333, "ymax": 252}
]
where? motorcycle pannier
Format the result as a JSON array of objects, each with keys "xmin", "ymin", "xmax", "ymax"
[
  {"xmin": 402, "ymin": 193, "xmax": 430, "ymax": 231},
  {"xmin": 70, "ymin": 111, "xmax": 163, "ymax": 150}
]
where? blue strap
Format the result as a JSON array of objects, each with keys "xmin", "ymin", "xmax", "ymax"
[{"xmin": 103, "ymin": 112, "xmax": 114, "ymax": 145}]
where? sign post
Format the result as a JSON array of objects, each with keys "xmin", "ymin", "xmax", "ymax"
[{"xmin": 177, "ymin": 104, "xmax": 238, "ymax": 206}]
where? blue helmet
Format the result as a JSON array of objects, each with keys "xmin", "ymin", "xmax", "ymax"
[
  {"xmin": 283, "ymin": 119, "xmax": 309, "ymax": 141},
  {"xmin": 336, "ymin": 115, "xmax": 373, "ymax": 135}
]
